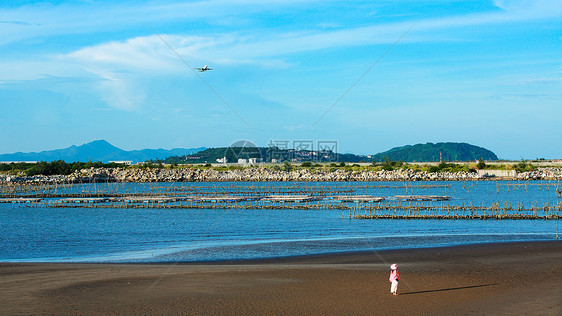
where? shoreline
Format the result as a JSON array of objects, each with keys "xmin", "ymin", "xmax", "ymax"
[
  {"xmin": 2, "ymin": 237, "xmax": 556, "ymax": 264},
  {"xmin": 2, "ymin": 240, "xmax": 560, "ymax": 315},
  {"xmin": 195, "ymin": 239, "xmax": 562, "ymax": 265}
]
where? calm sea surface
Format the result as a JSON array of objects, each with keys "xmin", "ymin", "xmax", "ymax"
[{"xmin": 1, "ymin": 181, "xmax": 559, "ymax": 263}]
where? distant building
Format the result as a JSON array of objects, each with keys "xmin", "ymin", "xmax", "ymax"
[
  {"xmin": 271, "ymin": 159, "xmax": 279, "ymax": 163},
  {"xmin": 109, "ymin": 160, "xmax": 132, "ymax": 165},
  {"xmin": 247, "ymin": 158, "xmax": 263, "ymax": 164},
  {"xmin": 237, "ymin": 158, "xmax": 247, "ymax": 164},
  {"xmin": 216, "ymin": 157, "xmax": 227, "ymax": 164}
]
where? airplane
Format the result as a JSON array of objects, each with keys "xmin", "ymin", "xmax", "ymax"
[{"xmin": 194, "ymin": 65, "xmax": 213, "ymax": 72}]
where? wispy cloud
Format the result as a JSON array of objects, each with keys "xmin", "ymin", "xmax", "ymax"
[
  {"xmin": 0, "ymin": 0, "xmax": 323, "ymax": 46},
  {"xmin": 513, "ymin": 77, "xmax": 562, "ymax": 85},
  {"xmin": 66, "ymin": 35, "xmax": 187, "ymax": 73},
  {"xmin": 2, "ymin": 0, "xmax": 561, "ymax": 113},
  {"xmin": 89, "ymin": 70, "xmax": 145, "ymax": 111},
  {"xmin": 0, "ymin": 20, "xmax": 39, "ymax": 26},
  {"xmin": 61, "ymin": 0, "xmax": 562, "ymax": 69},
  {"xmin": 2, "ymin": 0, "xmax": 559, "ymax": 47}
]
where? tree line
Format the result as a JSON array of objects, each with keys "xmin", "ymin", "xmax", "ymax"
[{"xmin": 0, "ymin": 160, "xmax": 128, "ymax": 176}]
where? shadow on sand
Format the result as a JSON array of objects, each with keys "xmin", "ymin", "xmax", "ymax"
[{"xmin": 401, "ymin": 283, "xmax": 497, "ymax": 295}]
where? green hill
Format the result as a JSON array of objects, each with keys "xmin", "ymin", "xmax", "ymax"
[
  {"xmin": 372, "ymin": 142, "xmax": 498, "ymax": 162},
  {"xmin": 165, "ymin": 147, "xmax": 265, "ymax": 164}
]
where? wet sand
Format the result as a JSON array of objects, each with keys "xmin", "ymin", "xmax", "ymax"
[{"xmin": 1, "ymin": 241, "xmax": 560, "ymax": 315}]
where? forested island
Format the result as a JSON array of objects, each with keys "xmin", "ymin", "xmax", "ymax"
[{"xmin": 372, "ymin": 142, "xmax": 498, "ymax": 162}]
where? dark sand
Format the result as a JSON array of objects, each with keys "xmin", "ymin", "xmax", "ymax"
[{"xmin": 1, "ymin": 241, "xmax": 560, "ymax": 315}]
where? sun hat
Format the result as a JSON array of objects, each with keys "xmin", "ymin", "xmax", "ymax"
[{"xmin": 390, "ymin": 263, "xmax": 397, "ymax": 270}]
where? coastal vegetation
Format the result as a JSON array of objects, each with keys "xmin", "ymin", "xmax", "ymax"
[
  {"xmin": 513, "ymin": 159, "xmax": 537, "ymax": 172},
  {"xmin": 0, "ymin": 160, "xmax": 129, "ymax": 176}
]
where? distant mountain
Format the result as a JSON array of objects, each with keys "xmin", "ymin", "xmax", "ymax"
[
  {"xmin": 372, "ymin": 142, "xmax": 498, "ymax": 162},
  {"xmin": 0, "ymin": 140, "xmax": 206, "ymax": 163},
  {"xmin": 0, "ymin": 140, "xmax": 497, "ymax": 164}
]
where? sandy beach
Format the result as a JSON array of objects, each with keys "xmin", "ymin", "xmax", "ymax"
[{"xmin": 1, "ymin": 241, "xmax": 560, "ymax": 315}]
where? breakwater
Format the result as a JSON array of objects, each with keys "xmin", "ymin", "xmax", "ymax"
[{"xmin": 2, "ymin": 167, "xmax": 562, "ymax": 184}]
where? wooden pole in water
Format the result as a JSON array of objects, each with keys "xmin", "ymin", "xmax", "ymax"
[{"xmin": 557, "ymin": 205, "xmax": 559, "ymax": 240}]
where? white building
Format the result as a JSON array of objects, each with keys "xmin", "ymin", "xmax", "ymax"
[
  {"xmin": 248, "ymin": 158, "xmax": 264, "ymax": 164},
  {"xmin": 216, "ymin": 157, "xmax": 228, "ymax": 163},
  {"xmin": 109, "ymin": 160, "xmax": 132, "ymax": 165}
]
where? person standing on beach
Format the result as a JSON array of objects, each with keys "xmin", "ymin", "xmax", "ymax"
[{"xmin": 389, "ymin": 263, "xmax": 399, "ymax": 295}]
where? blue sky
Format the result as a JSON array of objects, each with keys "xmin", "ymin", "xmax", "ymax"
[{"xmin": 0, "ymin": 0, "xmax": 560, "ymax": 159}]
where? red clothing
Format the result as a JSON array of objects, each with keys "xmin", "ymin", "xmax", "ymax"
[{"xmin": 389, "ymin": 270, "xmax": 399, "ymax": 282}]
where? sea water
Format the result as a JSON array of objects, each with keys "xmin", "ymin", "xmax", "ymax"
[{"xmin": 0, "ymin": 181, "xmax": 559, "ymax": 263}]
